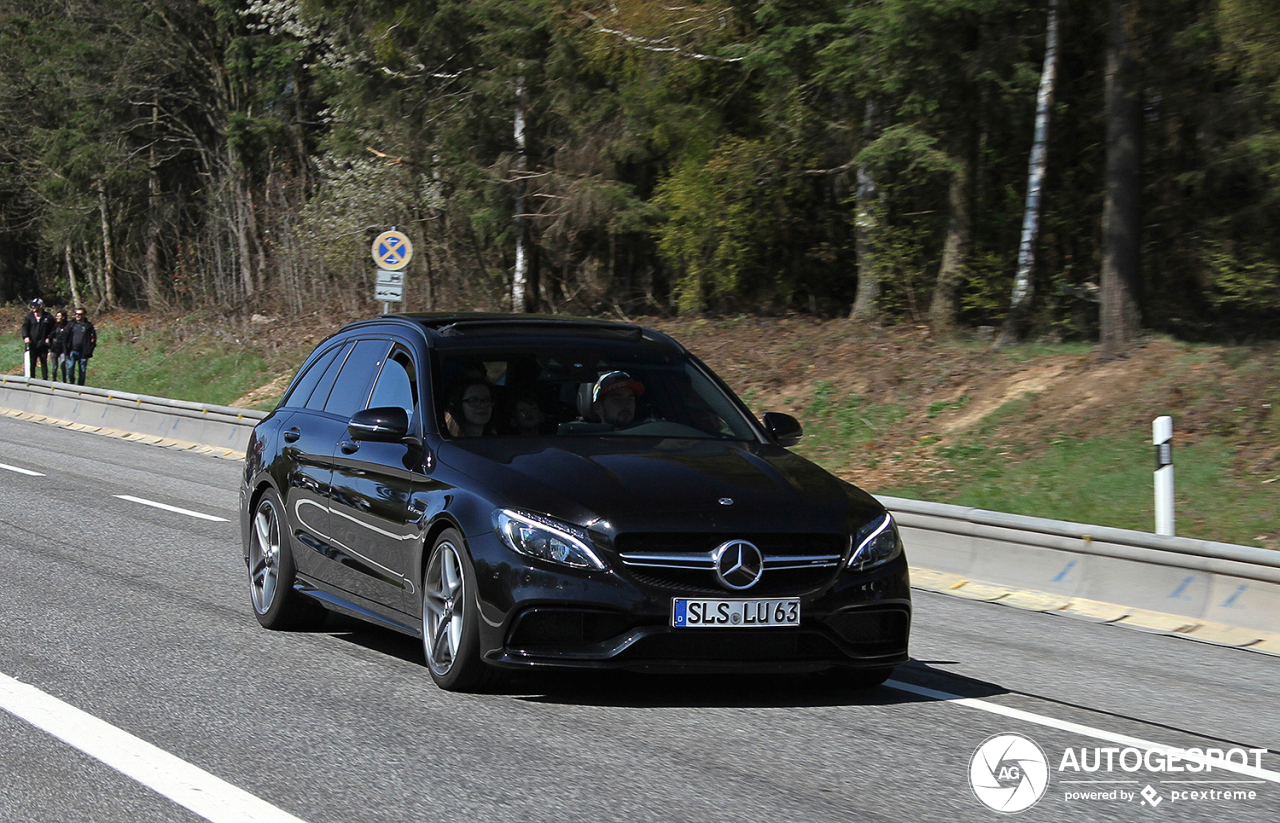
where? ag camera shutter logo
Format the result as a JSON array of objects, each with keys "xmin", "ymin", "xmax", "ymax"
[{"xmin": 969, "ymin": 733, "xmax": 1050, "ymax": 813}]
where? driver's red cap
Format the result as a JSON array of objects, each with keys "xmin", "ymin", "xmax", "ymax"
[{"xmin": 593, "ymin": 371, "xmax": 644, "ymax": 402}]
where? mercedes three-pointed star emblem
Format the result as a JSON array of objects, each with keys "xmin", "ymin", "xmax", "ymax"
[{"xmin": 712, "ymin": 540, "xmax": 764, "ymax": 591}]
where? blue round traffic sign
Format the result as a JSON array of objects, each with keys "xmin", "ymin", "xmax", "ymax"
[{"xmin": 371, "ymin": 230, "xmax": 413, "ymax": 271}]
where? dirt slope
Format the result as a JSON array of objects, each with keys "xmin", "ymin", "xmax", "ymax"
[
  {"xmin": 645, "ymin": 316, "xmax": 1280, "ymax": 493},
  {"xmin": 222, "ymin": 311, "xmax": 1278, "ymax": 497},
  {"xmin": 8, "ymin": 306, "xmax": 1274, "ymax": 540}
]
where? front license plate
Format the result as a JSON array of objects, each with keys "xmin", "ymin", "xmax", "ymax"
[{"xmin": 671, "ymin": 598, "xmax": 800, "ymax": 628}]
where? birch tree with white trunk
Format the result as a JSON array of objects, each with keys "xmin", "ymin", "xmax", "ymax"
[{"xmin": 995, "ymin": 0, "xmax": 1060, "ymax": 349}]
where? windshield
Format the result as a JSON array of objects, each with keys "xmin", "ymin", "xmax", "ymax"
[{"xmin": 433, "ymin": 342, "xmax": 759, "ymax": 441}]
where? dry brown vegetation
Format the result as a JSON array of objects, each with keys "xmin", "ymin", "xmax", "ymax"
[
  {"xmin": 646, "ymin": 316, "xmax": 1280, "ymax": 495},
  {"xmin": 7, "ymin": 306, "xmax": 1276, "ymax": 544}
]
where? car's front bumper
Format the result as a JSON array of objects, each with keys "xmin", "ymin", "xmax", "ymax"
[{"xmin": 468, "ymin": 533, "xmax": 911, "ymax": 673}]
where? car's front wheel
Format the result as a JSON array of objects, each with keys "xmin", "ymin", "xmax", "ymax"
[
  {"xmin": 248, "ymin": 487, "xmax": 325, "ymax": 630},
  {"xmin": 422, "ymin": 529, "xmax": 495, "ymax": 691}
]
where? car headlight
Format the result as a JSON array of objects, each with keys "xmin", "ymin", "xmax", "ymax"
[
  {"xmin": 848, "ymin": 513, "xmax": 902, "ymax": 571},
  {"xmin": 494, "ymin": 509, "xmax": 606, "ymax": 570}
]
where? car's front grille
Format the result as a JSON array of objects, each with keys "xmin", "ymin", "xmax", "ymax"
[{"xmin": 614, "ymin": 532, "xmax": 845, "ymax": 596}]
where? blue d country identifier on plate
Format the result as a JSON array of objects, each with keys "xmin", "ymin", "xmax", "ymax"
[{"xmin": 672, "ymin": 598, "xmax": 800, "ymax": 628}]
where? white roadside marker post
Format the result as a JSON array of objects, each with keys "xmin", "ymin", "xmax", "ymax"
[{"xmin": 1153, "ymin": 416, "xmax": 1174, "ymax": 536}]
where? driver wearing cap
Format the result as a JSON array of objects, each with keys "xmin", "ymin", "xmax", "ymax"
[{"xmin": 592, "ymin": 371, "xmax": 644, "ymax": 429}]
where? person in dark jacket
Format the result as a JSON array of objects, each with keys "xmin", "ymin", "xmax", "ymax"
[
  {"xmin": 65, "ymin": 308, "xmax": 97, "ymax": 386},
  {"xmin": 20, "ymin": 298, "xmax": 54, "ymax": 380},
  {"xmin": 48, "ymin": 309, "xmax": 70, "ymax": 382}
]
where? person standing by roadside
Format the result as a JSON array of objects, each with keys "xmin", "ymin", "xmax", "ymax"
[
  {"xmin": 48, "ymin": 309, "xmax": 70, "ymax": 381},
  {"xmin": 20, "ymin": 298, "xmax": 53, "ymax": 380},
  {"xmin": 65, "ymin": 308, "xmax": 97, "ymax": 386}
]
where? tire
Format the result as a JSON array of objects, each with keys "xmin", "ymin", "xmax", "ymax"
[
  {"xmin": 247, "ymin": 487, "xmax": 326, "ymax": 630},
  {"xmin": 421, "ymin": 529, "xmax": 497, "ymax": 692}
]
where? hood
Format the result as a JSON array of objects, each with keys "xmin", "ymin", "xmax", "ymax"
[{"xmin": 436, "ymin": 437, "xmax": 883, "ymax": 535}]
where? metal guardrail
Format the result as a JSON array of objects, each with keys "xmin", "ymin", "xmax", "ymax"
[
  {"xmin": 0, "ymin": 376, "xmax": 1274, "ymax": 643},
  {"xmin": 0, "ymin": 375, "xmax": 266, "ymax": 458},
  {"xmin": 880, "ymin": 495, "xmax": 1280, "ymax": 642}
]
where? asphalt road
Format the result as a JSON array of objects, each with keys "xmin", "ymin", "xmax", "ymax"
[{"xmin": 0, "ymin": 415, "xmax": 1276, "ymax": 823}]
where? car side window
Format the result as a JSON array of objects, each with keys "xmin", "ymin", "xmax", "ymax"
[
  {"xmin": 302, "ymin": 341, "xmax": 353, "ymax": 411},
  {"xmin": 282, "ymin": 342, "xmax": 343, "ymax": 409},
  {"xmin": 368, "ymin": 347, "xmax": 417, "ymax": 418},
  {"xmin": 323, "ymin": 339, "xmax": 392, "ymax": 418}
]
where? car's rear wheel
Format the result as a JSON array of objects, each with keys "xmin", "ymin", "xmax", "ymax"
[
  {"xmin": 422, "ymin": 529, "xmax": 496, "ymax": 691},
  {"xmin": 248, "ymin": 487, "xmax": 325, "ymax": 630}
]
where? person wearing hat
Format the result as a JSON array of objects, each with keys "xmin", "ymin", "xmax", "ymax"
[
  {"xmin": 591, "ymin": 370, "xmax": 645, "ymax": 429},
  {"xmin": 20, "ymin": 298, "xmax": 53, "ymax": 380}
]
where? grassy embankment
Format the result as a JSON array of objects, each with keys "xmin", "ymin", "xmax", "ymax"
[
  {"xmin": 799, "ymin": 387, "xmax": 1276, "ymax": 549},
  {"xmin": 1, "ymin": 311, "xmax": 287, "ymax": 409},
  {"xmin": 2, "ymin": 308, "xmax": 1275, "ymax": 547}
]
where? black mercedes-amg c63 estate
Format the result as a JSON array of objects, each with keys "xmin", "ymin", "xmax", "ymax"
[{"xmin": 240, "ymin": 314, "xmax": 910, "ymax": 691}]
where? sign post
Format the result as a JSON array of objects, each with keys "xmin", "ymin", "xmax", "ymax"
[
  {"xmin": 370, "ymin": 229, "xmax": 413, "ymax": 313},
  {"xmin": 1153, "ymin": 416, "xmax": 1174, "ymax": 536}
]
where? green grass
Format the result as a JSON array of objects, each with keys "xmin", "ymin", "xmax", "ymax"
[
  {"xmin": 927, "ymin": 394, "xmax": 971, "ymax": 419},
  {"xmin": 780, "ymin": 374, "xmax": 1277, "ymax": 548},
  {"xmin": 4, "ymin": 317, "xmax": 1273, "ymax": 548},
  {"xmin": 797, "ymin": 387, "xmax": 909, "ymax": 472},
  {"xmin": 3, "ymin": 321, "xmax": 274, "ymax": 407},
  {"xmin": 878, "ymin": 434, "xmax": 1276, "ymax": 548},
  {"xmin": 88, "ymin": 330, "xmax": 270, "ymax": 406},
  {"xmin": 0, "ymin": 337, "xmax": 25, "ymax": 376}
]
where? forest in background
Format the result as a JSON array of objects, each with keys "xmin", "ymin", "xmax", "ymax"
[{"xmin": 2, "ymin": 0, "xmax": 1279, "ymax": 344}]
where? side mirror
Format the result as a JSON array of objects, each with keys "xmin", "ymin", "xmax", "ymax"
[
  {"xmin": 762, "ymin": 412, "xmax": 803, "ymax": 447},
  {"xmin": 348, "ymin": 406, "xmax": 410, "ymax": 442}
]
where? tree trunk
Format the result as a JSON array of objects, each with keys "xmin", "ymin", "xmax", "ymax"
[
  {"xmin": 996, "ymin": 0, "xmax": 1060, "ymax": 348},
  {"xmin": 1100, "ymin": 0, "xmax": 1143, "ymax": 358},
  {"xmin": 65, "ymin": 244, "xmax": 81, "ymax": 310},
  {"xmin": 97, "ymin": 182, "xmax": 117, "ymax": 308},
  {"xmin": 233, "ymin": 167, "xmax": 255, "ymax": 300},
  {"xmin": 145, "ymin": 107, "xmax": 165, "ymax": 309},
  {"xmin": 930, "ymin": 159, "xmax": 972, "ymax": 332},
  {"xmin": 850, "ymin": 99, "xmax": 883, "ymax": 322},
  {"xmin": 512, "ymin": 76, "xmax": 534, "ymax": 312}
]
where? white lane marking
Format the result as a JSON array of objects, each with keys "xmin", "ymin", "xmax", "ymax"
[
  {"xmin": 0, "ymin": 672, "xmax": 308, "ymax": 823},
  {"xmin": 115, "ymin": 495, "xmax": 229, "ymax": 522},
  {"xmin": 0, "ymin": 462, "xmax": 44, "ymax": 477},
  {"xmin": 887, "ymin": 679, "xmax": 1280, "ymax": 783}
]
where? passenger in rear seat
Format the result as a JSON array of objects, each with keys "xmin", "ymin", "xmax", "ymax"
[{"xmin": 509, "ymin": 393, "xmax": 547, "ymax": 437}]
